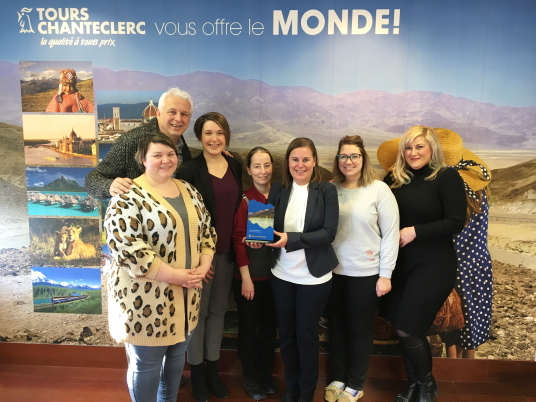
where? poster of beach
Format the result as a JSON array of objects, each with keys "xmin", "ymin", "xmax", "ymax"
[{"xmin": 26, "ymin": 167, "xmax": 98, "ymax": 217}]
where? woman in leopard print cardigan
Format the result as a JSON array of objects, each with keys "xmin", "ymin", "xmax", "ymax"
[{"xmin": 104, "ymin": 132, "xmax": 216, "ymax": 402}]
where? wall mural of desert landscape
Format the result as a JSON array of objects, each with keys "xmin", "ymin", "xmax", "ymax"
[{"xmin": 0, "ymin": 0, "xmax": 535, "ymax": 361}]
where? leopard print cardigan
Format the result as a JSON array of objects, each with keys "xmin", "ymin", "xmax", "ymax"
[{"xmin": 104, "ymin": 175, "xmax": 216, "ymax": 346}]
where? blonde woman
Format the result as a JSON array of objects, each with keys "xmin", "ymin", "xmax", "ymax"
[{"xmin": 377, "ymin": 126, "xmax": 466, "ymax": 402}]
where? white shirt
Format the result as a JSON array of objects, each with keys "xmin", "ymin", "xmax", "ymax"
[{"xmin": 272, "ymin": 181, "xmax": 332, "ymax": 285}]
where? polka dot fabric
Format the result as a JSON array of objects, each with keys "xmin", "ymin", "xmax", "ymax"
[{"xmin": 453, "ymin": 192, "xmax": 493, "ymax": 349}]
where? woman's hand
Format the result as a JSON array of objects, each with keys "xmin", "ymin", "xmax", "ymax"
[
  {"xmin": 194, "ymin": 254, "xmax": 214, "ymax": 283},
  {"xmin": 241, "ymin": 277, "xmax": 255, "ymax": 300},
  {"xmin": 244, "ymin": 237, "xmax": 264, "ymax": 249},
  {"xmin": 266, "ymin": 230, "xmax": 288, "ymax": 248},
  {"xmin": 176, "ymin": 269, "xmax": 204, "ymax": 288},
  {"xmin": 376, "ymin": 277, "xmax": 392, "ymax": 297},
  {"xmin": 246, "ymin": 242, "xmax": 264, "ymax": 249},
  {"xmin": 399, "ymin": 226, "xmax": 416, "ymax": 247}
]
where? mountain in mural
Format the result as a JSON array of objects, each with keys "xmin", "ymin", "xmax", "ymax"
[
  {"xmin": 31, "ymin": 269, "xmax": 59, "ymax": 285},
  {"xmin": 31, "ymin": 269, "xmax": 100, "ymax": 290},
  {"xmin": 28, "ymin": 175, "xmax": 85, "ymax": 191},
  {"xmin": 0, "ymin": 60, "xmax": 535, "ymax": 147},
  {"xmin": 490, "ymin": 158, "xmax": 536, "ymax": 215},
  {"xmin": 93, "ymin": 68, "xmax": 536, "ymax": 149}
]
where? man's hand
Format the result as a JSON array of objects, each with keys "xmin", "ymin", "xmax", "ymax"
[{"xmin": 109, "ymin": 177, "xmax": 133, "ymax": 197}]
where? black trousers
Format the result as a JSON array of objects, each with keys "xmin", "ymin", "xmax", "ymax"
[
  {"xmin": 325, "ymin": 274, "xmax": 379, "ymax": 390},
  {"xmin": 271, "ymin": 274, "xmax": 332, "ymax": 400},
  {"xmin": 232, "ymin": 277, "xmax": 277, "ymax": 381}
]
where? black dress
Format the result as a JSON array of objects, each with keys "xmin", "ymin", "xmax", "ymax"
[{"xmin": 383, "ymin": 166, "xmax": 466, "ymax": 337}]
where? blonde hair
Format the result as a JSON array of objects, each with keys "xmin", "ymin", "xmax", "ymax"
[
  {"xmin": 390, "ymin": 125, "xmax": 446, "ymax": 188},
  {"xmin": 332, "ymin": 135, "xmax": 376, "ymax": 187}
]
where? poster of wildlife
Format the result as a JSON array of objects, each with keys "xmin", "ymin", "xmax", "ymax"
[{"xmin": 29, "ymin": 217, "xmax": 101, "ymax": 267}]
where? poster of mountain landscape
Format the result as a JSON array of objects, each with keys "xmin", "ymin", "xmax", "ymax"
[{"xmin": 32, "ymin": 266, "xmax": 101, "ymax": 314}]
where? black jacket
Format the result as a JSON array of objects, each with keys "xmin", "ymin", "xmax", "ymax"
[
  {"xmin": 177, "ymin": 153, "xmax": 243, "ymax": 261},
  {"xmin": 268, "ymin": 180, "xmax": 339, "ymax": 278}
]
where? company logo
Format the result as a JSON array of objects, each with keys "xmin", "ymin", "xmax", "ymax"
[{"xmin": 18, "ymin": 7, "xmax": 35, "ymax": 33}]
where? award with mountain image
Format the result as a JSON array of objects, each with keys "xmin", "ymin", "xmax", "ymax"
[{"xmin": 245, "ymin": 199, "xmax": 274, "ymax": 243}]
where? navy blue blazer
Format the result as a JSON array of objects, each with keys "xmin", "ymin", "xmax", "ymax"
[{"xmin": 268, "ymin": 180, "xmax": 339, "ymax": 278}]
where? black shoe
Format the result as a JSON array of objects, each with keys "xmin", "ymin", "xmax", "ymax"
[
  {"xmin": 260, "ymin": 375, "xmax": 277, "ymax": 394},
  {"xmin": 297, "ymin": 395, "xmax": 314, "ymax": 402},
  {"xmin": 190, "ymin": 363, "xmax": 210, "ymax": 402},
  {"xmin": 416, "ymin": 378, "xmax": 438, "ymax": 402},
  {"xmin": 394, "ymin": 381, "xmax": 418, "ymax": 402},
  {"xmin": 280, "ymin": 390, "xmax": 299, "ymax": 402},
  {"xmin": 244, "ymin": 378, "xmax": 267, "ymax": 400},
  {"xmin": 180, "ymin": 375, "xmax": 187, "ymax": 386},
  {"xmin": 205, "ymin": 360, "xmax": 229, "ymax": 398}
]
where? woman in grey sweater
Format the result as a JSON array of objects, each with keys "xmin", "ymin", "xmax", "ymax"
[{"xmin": 324, "ymin": 135, "xmax": 399, "ymax": 402}]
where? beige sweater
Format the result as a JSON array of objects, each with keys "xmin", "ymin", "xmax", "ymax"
[{"xmin": 105, "ymin": 175, "xmax": 216, "ymax": 346}]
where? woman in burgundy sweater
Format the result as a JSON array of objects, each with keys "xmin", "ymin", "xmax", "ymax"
[
  {"xmin": 177, "ymin": 112, "xmax": 242, "ymax": 402},
  {"xmin": 232, "ymin": 147, "xmax": 277, "ymax": 401}
]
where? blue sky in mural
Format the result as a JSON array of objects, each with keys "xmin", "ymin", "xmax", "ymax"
[
  {"xmin": 96, "ymin": 90, "xmax": 164, "ymax": 105},
  {"xmin": 20, "ymin": 60, "xmax": 92, "ymax": 80},
  {"xmin": 1, "ymin": 0, "xmax": 535, "ymax": 106},
  {"xmin": 32, "ymin": 266, "xmax": 101, "ymax": 288}
]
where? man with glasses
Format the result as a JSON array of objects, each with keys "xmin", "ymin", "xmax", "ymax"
[{"xmin": 85, "ymin": 87, "xmax": 193, "ymax": 199}]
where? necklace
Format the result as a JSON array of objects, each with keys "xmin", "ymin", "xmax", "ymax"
[{"xmin": 207, "ymin": 156, "xmax": 225, "ymax": 170}]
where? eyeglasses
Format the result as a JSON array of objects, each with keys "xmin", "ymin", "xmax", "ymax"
[{"xmin": 336, "ymin": 154, "xmax": 362, "ymax": 162}]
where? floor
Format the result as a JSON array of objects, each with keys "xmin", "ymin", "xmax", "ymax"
[{"xmin": 1, "ymin": 363, "xmax": 536, "ymax": 402}]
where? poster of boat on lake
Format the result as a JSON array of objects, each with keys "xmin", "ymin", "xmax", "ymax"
[{"xmin": 23, "ymin": 114, "xmax": 96, "ymax": 166}]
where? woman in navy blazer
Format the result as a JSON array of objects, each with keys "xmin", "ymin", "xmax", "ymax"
[{"xmin": 267, "ymin": 137, "xmax": 339, "ymax": 402}]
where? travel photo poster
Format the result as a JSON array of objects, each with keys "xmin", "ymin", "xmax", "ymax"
[
  {"xmin": 32, "ymin": 266, "xmax": 102, "ymax": 314},
  {"xmin": 0, "ymin": 1, "xmax": 534, "ymax": 359},
  {"xmin": 26, "ymin": 166, "xmax": 99, "ymax": 217}
]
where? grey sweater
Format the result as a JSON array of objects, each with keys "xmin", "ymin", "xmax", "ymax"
[
  {"xmin": 85, "ymin": 117, "xmax": 192, "ymax": 199},
  {"xmin": 332, "ymin": 181, "xmax": 400, "ymax": 278}
]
